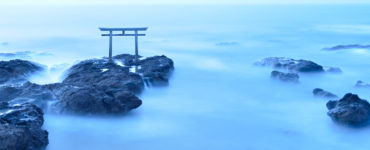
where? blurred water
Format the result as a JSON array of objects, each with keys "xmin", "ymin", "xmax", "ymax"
[{"xmin": 1, "ymin": 4, "xmax": 370, "ymax": 150}]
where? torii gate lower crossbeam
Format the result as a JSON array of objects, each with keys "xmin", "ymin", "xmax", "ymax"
[{"xmin": 99, "ymin": 27, "xmax": 148, "ymax": 64}]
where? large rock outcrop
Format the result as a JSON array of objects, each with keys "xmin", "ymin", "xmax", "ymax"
[
  {"xmin": 0, "ymin": 102, "xmax": 48, "ymax": 150},
  {"xmin": 326, "ymin": 93, "xmax": 370, "ymax": 125},
  {"xmin": 0, "ymin": 59, "xmax": 43, "ymax": 84}
]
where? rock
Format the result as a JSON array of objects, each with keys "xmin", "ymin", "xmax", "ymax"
[
  {"xmin": 323, "ymin": 44, "xmax": 370, "ymax": 51},
  {"xmin": 326, "ymin": 93, "xmax": 370, "ymax": 125},
  {"xmin": 50, "ymin": 58, "xmax": 144, "ymax": 114},
  {"xmin": 0, "ymin": 54, "xmax": 173, "ymax": 115},
  {"xmin": 113, "ymin": 54, "xmax": 139, "ymax": 66},
  {"xmin": 0, "ymin": 82, "xmax": 55, "ymax": 109},
  {"xmin": 114, "ymin": 54, "xmax": 174, "ymax": 86},
  {"xmin": 53, "ymin": 86, "xmax": 142, "ymax": 114},
  {"xmin": 0, "ymin": 59, "xmax": 43, "ymax": 84},
  {"xmin": 256, "ymin": 57, "xmax": 324, "ymax": 73},
  {"xmin": 355, "ymin": 80, "xmax": 370, "ymax": 88},
  {"xmin": 0, "ymin": 103, "xmax": 48, "ymax": 150},
  {"xmin": 313, "ymin": 88, "xmax": 338, "ymax": 98},
  {"xmin": 325, "ymin": 67, "xmax": 342, "ymax": 73},
  {"xmin": 270, "ymin": 70, "xmax": 299, "ymax": 82},
  {"xmin": 62, "ymin": 59, "xmax": 144, "ymax": 93},
  {"xmin": 137, "ymin": 55, "xmax": 174, "ymax": 86}
]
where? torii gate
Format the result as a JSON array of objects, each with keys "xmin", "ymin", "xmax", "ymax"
[{"xmin": 99, "ymin": 27, "xmax": 148, "ymax": 64}]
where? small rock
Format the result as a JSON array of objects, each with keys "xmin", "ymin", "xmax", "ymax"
[
  {"xmin": 325, "ymin": 67, "xmax": 342, "ymax": 73},
  {"xmin": 355, "ymin": 80, "xmax": 370, "ymax": 88},
  {"xmin": 270, "ymin": 70, "xmax": 299, "ymax": 82},
  {"xmin": 326, "ymin": 93, "xmax": 370, "ymax": 125},
  {"xmin": 313, "ymin": 88, "xmax": 338, "ymax": 98}
]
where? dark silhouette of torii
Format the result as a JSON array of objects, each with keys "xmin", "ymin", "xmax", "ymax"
[{"xmin": 99, "ymin": 27, "xmax": 148, "ymax": 64}]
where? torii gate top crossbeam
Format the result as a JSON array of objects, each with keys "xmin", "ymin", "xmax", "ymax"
[{"xmin": 99, "ymin": 27, "xmax": 148, "ymax": 31}]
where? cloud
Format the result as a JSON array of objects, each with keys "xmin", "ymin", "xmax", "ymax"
[
  {"xmin": 314, "ymin": 24, "xmax": 370, "ymax": 34},
  {"xmin": 2, "ymin": 0, "xmax": 370, "ymax": 5},
  {"xmin": 215, "ymin": 42, "xmax": 240, "ymax": 46},
  {"xmin": 1, "ymin": 42, "xmax": 8, "ymax": 46}
]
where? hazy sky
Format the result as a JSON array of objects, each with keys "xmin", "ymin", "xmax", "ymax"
[{"xmin": 2, "ymin": 0, "xmax": 370, "ymax": 5}]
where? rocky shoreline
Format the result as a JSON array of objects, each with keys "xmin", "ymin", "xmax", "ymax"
[
  {"xmin": 0, "ymin": 54, "xmax": 174, "ymax": 149},
  {"xmin": 256, "ymin": 56, "xmax": 370, "ymax": 127}
]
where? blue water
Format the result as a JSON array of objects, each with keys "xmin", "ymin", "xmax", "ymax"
[{"xmin": 1, "ymin": 4, "xmax": 370, "ymax": 150}]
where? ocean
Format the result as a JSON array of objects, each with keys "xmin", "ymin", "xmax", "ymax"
[{"xmin": 1, "ymin": 4, "xmax": 370, "ymax": 150}]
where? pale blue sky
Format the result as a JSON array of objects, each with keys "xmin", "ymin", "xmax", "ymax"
[{"xmin": 2, "ymin": 0, "xmax": 370, "ymax": 5}]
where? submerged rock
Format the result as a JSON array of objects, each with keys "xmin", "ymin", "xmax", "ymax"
[
  {"xmin": 256, "ymin": 57, "xmax": 324, "ymax": 73},
  {"xmin": 0, "ymin": 59, "xmax": 43, "ymax": 84},
  {"xmin": 270, "ymin": 70, "xmax": 299, "ymax": 82},
  {"xmin": 324, "ymin": 67, "xmax": 342, "ymax": 73},
  {"xmin": 326, "ymin": 93, "xmax": 370, "ymax": 125},
  {"xmin": 313, "ymin": 88, "xmax": 338, "ymax": 98},
  {"xmin": 355, "ymin": 80, "xmax": 370, "ymax": 88},
  {"xmin": 0, "ymin": 102, "xmax": 48, "ymax": 150}
]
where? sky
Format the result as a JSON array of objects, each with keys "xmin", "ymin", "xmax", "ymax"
[{"xmin": 2, "ymin": 0, "xmax": 370, "ymax": 5}]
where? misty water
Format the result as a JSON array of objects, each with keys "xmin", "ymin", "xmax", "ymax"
[{"xmin": 1, "ymin": 4, "xmax": 370, "ymax": 150}]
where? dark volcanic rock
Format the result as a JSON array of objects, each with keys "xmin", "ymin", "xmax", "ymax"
[
  {"xmin": 50, "ymin": 58, "xmax": 144, "ymax": 114},
  {"xmin": 0, "ymin": 54, "xmax": 173, "ymax": 115},
  {"xmin": 137, "ymin": 55, "xmax": 174, "ymax": 86},
  {"xmin": 0, "ymin": 59, "xmax": 43, "ymax": 84},
  {"xmin": 256, "ymin": 57, "xmax": 324, "ymax": 73},
  {"xmin": 62, "ymin": 59, "xmax": 144, "ymax": 93},
  {"xmin": 326, "ymin": 93, "xmax": 370, "ymax": 125},
  {"xmin": 270, "ymin": 70, "xmax": 299, "ymax": 82},
  {"xmin": 114, "ymin": 54, "xmax": 174, "ymax": 86},
  {"xmin": 355, "ymin": 80, "xmax": 370, "ymax": 88},
  {"xmin": 53, "ymin": 86, "xmax": 142, "ymax": 114},
  {"xmin": 0, "ymin": 82, "xmax": 55, "ymax": 109},
  {"xmin": 313, "ymin": 88, "xmax": 338, "ymax": 98},
  {"xmin": 323, "ymin": 44, "xmax": 370, "ymax": 51},
  {"xmin": 0, "ymin": 103, "xmax": 48, "ymax": 150}
]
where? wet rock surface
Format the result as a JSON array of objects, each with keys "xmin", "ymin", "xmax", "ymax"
[
  {"xmin": 256, "ymin": 57, "xmax": 324, "ymax": 73},
  {"xmin": 313, "ymin": 88, "xmax": 338, "ymax": 98},
  {"xmin": 270, "ymin": 70, "xmax": 299, "ymax": 82},
  {"xmin": 0, "ymin": 82, "xmax": 55, "ymax": 109},
  {"xmin": 0, "ymin": 54, "xmax": 174, "ymax": 115},
  {"xmin": 326, "ymin": 93, "xmax": 370, "ymax": 125},
  {"xmin": 0, "ymin": 102, "xmax": 48, "ymax": 150},
  {"xmin": 114, "ymin": 54, "xmax": 174, "ymax": 86},
  {"xmin": 0, "ymin": 59, "xmax": 43, "ymax": 84}
]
